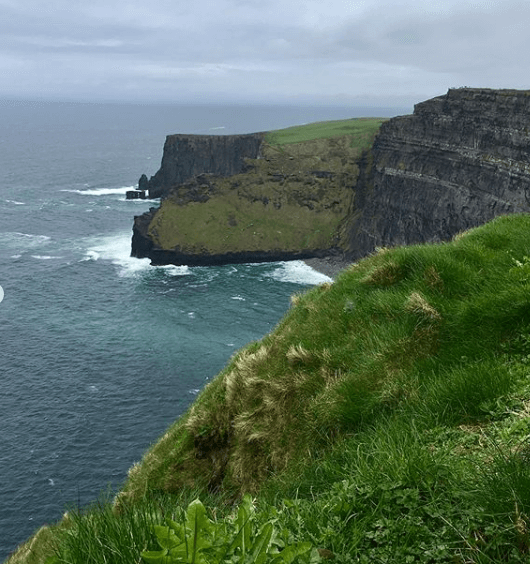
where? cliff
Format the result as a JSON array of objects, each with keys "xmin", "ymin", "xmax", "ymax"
[
  {"xmin": 132, "ymin": 120, "xmax": 384, "ymax": 266},
  {"xmin": 345, "ymin": 88, "xmax": 530, "ymax": 259},
  {"xmin": 132, "ymin": 89, "xmax": 530, "ymax": 269},
  {"xmin": 141, "ymin": 133, "xmax": 265, "ymax": 198}
]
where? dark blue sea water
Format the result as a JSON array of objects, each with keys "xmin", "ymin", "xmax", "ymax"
[{"xmin": 0, "ymin": 100, "xmax": 401, "ymax": 560}]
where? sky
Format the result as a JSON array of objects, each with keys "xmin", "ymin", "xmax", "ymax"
[{"xmin": 1, "ymin": 0, "xmax": 529, "ymax": 108}]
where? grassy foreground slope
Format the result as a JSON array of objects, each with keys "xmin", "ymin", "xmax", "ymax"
[{"xmin": 9, "ymin": 213, "xmax": 530, "ymax": 564}]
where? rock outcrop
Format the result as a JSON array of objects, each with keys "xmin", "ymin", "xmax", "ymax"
[
  {"xmin": 132, "ymin": 135, "xmax": 362, "ymax": 265},
  {"xmin": 345, "ymin": 88, "xmax": 530, "ymax": 260},
  {"xmin": 142, "ymin": 133, "xmax": 265, "ymax": 198},
  {"xmin": 126, "ymin": 189, "xmax": 147, "ymax": 199}
]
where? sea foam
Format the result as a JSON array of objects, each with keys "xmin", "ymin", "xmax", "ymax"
[
  {"xmin": 1, "ymin": 232, "xmax": 51, "ymax": 250},
  {"xmin": 269, "ymin": 260, "xmax": 332, "ymax": 285},
  {"xmin": 31, "ymin": 255, "xmax": 63, "ymax": 260},
  {"xmin": 84, "ymin": 232, "xmax": 190, "ymax": 278},
  {"xmin": 62, "ymin": 186, "xmax": 134, "ymax": 196}
]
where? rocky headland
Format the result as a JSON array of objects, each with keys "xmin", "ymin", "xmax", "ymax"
[
  {"xmin": 132, "ymin": 88, "xmax": 530, "ymax": 268},
  {"xmin": 132, "ymin": 129, "xmax": 370, "ymax": 266}
]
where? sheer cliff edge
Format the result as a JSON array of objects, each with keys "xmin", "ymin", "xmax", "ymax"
[{"xmin": 132, "ymin": 89, "xmax": 530, "ymax": 267}]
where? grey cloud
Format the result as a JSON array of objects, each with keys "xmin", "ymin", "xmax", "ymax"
[
  {"xmin": 0, "ymin": 0, "xmax": 528, "ymax": 104},
  {"xmin": 328, "ymin": 2, "xmax": 530, "ymax": 74}
]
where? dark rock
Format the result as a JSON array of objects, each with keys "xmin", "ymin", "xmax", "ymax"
[
  {"xmin": 140, "ymin": 133, "xmax": 265, "ymax": 198},
  {"xmin": 345, "ymin": 88, "xmax": 530, "ymax": 260},
  {"xmin": 131, "ymin": 209, "xmax": 157, "ymax": 258},
  {"xmin": 138, "ymin": 174, "xmax": 149, "ymax": 191},
  {"xmin": 126, "ymin": 190, "xmax": 147, "ymax": 200},
  {"xmin": 141, "ymin": 247, "xmax": 337, "ymax": 268}
]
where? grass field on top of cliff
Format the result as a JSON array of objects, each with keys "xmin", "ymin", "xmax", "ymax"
[
  {"xmin": 10, "ymin": 214, "xmax": 530, "ymax": 564},
  {"xmin": 265, "ymin": 117, "xmax": 386, "ymax": 148}
]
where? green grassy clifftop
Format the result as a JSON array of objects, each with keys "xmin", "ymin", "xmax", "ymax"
[{"xmin": 11, "ymin": 213, "xmax": 530, "ymax": 563}]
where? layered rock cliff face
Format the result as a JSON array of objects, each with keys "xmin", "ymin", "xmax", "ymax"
[
  {"xmin": 143, "ymin": 133, "xmax": 265, "ymax": 198},
  {"xmin": 345, "ymin": 88, "xmax": 530, "ymax": 260}
]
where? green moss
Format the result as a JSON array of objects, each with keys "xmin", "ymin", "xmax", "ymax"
[{"xmin": 149, "ymin": 188, "xmax": 344, "ymax": 253}]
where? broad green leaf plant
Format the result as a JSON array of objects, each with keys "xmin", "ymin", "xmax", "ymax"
[{"xmin": 141, "ymin": 495, "xmax": 316, "ymax": 564}]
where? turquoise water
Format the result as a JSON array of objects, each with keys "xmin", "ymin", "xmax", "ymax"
[{"xmin": 0, "ymin": 100, "xmax": 384, "ymax": 559}]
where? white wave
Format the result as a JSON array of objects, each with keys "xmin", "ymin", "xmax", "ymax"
[
  {"xmin": 61, "ymin": 186, "xmax": 134, "ymax": 196},
  {"xmin": 0, "ymin": 232, "xmax": 51, "ymax": 249},
  {"xmin": 31, "ymin": 255, "xmax": 63, "ymax": 260},
  {"xmin": 269, "ymin": 260, "xmax": 333, "ymax": 285},
  {"xmin": 155, "ymin": 264, "xmax": 191, "ymax": 276},
  {"xmin": 83, "ymin": 232, "xmax": 191, "ymax": 278},
  {"xmin": 6, "ymin": 199, "xmax": 25, "ymax": 205},
  {"xmin": 84, "ymin": 232, "xmax": 150, "ymax": 276},
  {"xmin": 82, "ymin": 250, "xmax": 99, "ymax": 261},
  {"xmin": 231, "ymin": 295, "xmax": 245, "ymax": 301}
]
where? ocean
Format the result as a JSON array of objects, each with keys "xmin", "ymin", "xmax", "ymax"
[{"xmin": 0, "ymin": 99, "xmax": 400, "ymax": 560}]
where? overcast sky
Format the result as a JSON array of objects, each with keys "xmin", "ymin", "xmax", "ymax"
[{"xmin": 1, "ymin": 0, "xmax": 528, "ymax": 107}]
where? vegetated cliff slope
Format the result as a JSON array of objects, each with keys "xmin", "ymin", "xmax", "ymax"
[
  {"xmin": 112, "ymin": 214, "xmax": 530, "ymax": 563},
  {"xmin": 132, "ymin": 119, "xmax": 384, "ymax": 266},
  {"xmin": 346, "ymin": 88, "xmax": 530, "ymax": 260},
  {"xmin": 123, "ymin": 212, "xmax": 530, "ymax": 498}
]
